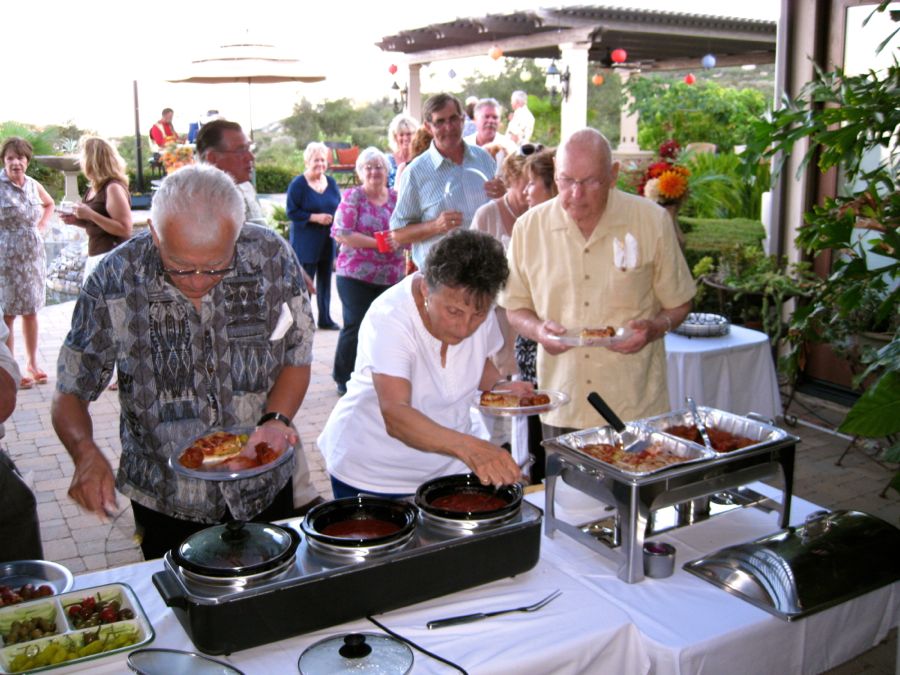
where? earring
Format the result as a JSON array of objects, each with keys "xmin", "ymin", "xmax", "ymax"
[{"xmin": 424, "ymin": 298, "xmax": 430, "ymax": 311}]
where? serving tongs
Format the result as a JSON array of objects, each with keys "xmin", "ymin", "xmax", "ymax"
[
  {"xmin": 586, "ymin": 392, "xmax": 651, "ymax": 453},
  {"xmin": 686, "ymin": 397, "xmax": 714, "ymax": 452}
]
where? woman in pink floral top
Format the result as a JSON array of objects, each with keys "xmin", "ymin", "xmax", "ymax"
[{"xmin": 330, "ymin": 147, "xmax": 404, "ymax": 395}]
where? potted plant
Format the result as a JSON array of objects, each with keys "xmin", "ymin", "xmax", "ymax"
[{"xmin": 742, "ymin": 11, "xmax": 899, "ymax": 490}]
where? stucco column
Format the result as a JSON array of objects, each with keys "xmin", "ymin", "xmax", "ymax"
[
  {"xmin": 617, "ymin": 69, "xmax": 641, "ymax": 152},
  {"xmin": 559, "ymin": 42, "xmax": 590, "ymax": 139},
  {"xmin": 407, "ymin": 63, "xmax": 423, "ymax": 121}
]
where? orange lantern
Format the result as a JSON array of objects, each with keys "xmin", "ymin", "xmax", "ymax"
[
  {"xmin": 611, "ymin": 48, "xmax": 627, "ymax": 64},
  {"xmin": 488, "ymin": 46, "xmax": 503, "ymax": 60},
  {"xmin": 592, "ymin": 73, "xmax": 605, "ymax": 86},
  {"xmin": 684, "ymin": 73, "xmax": 696, "ymax": 85}
]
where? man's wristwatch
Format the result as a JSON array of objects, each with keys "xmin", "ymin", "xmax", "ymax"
[{"xmin": 257, "ymin": 411, "xmax": 292, "ymax": 428}]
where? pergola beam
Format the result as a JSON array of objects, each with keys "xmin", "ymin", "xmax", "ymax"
[{"xmin": 402, "ymin": 27, "xmax": 596, "ymax": 65}]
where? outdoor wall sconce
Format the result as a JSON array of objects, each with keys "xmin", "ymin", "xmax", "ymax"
[
  {"xmin": 545, "ymin": 61, "xmax": 570, "ymax": 103},
  {"xmin": 392, "ymin": 80, "xmax": 408, "ymax": 113}
]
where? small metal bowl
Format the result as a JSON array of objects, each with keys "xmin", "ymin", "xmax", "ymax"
[{"xmin": 0, "ymin": 560, "xmax": 73, "ymax": 595}]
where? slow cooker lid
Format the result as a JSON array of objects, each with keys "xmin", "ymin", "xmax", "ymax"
[
  {"xmin": 298, "ymin": 632, "xmax": 413, "ymax": 675},
  {"xmin": 175, "ymin": 520, "xmax": 295, "ymax": 575}
]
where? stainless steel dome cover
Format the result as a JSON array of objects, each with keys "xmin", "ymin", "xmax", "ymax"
[{"xmin": 684, "ymin": 509, "xmax": 900, "ymax": 621}]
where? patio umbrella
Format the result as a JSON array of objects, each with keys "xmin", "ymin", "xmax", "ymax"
[{"xmin": 166, "ymin": 41, "xmax": 325, "ymax": 138}]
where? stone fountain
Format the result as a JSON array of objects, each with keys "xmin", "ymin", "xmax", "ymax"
[{"xmin": 34, "ymin": 155, "xmax": 81, "ymax": 203}]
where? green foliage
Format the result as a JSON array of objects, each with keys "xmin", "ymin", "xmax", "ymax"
[
  {"xmin": 255, "ymin": 165, "xmax": 296, "ymax": 194},
  {"xmin": 279, "ymin": 97, "xmax": 396, "ymax": 150},
  {"xmin": 586, "ymin": 70, "xmax": 624, "ymax": 145},
  {"xmin": 681, "ymin": 217, "xmax": 766, "ymax": 269},
  {"xmin": 254, "ymin": 138, "xmax": 304, "ymax": 174},
  {"xmin": 679, "ymin": 151, "xmax": 770, "ymax": 220},
  {"xmin": 839, "ymin": 371, "xmax": 900, "ymax": 437},
  {"xmin": 269, "ymin": 204, "xmax": 289, "ymax": 240},
  {"xmin": 625, "ymin": 77, "xmax": 767, "ymax": 152}
]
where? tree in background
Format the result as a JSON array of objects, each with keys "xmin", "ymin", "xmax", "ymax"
[{"xmin": 625, "ymin": 74, "xmax": 767, "ymax": 151}]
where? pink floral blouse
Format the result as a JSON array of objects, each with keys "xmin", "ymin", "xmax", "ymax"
[{"xmin": 331, "ymin": 186, "xmax": 404, "ymax": 286}]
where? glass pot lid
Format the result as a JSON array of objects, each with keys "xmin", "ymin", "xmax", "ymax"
[
  {"xmin": 298, "ymin": 633, "xmax": 413, "ymax": 675},
  {"xmin": 174, "ymin": 521, "xmax": 297, "ymax": 576}
]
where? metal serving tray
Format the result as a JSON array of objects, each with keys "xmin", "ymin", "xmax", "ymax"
[
  {"xmin": 554, "ymin": 425, "xmax": 716, "ymax": 479},
  {"xmin": 639, "ymin": 407, "xmax": 789, "ymax": 455},
  {"xmin": 684, "ymin": 510, "xmax": 900, "ymax": 620}
]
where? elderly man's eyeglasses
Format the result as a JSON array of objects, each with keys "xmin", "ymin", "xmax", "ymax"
[
  {"xmin": 217, "ymin": 143, "xmax": 256, "ymax": 155},
  {"xmin": 556, "ymin": 175, "xmax": 605, "ymax": 192},
  {"xmin": 519, "ymin": 143, "xmax": 545, "ymax": 156},
  {"xmin": 162, "ymin": 248, "xmax": 237, "ymax": 277}
]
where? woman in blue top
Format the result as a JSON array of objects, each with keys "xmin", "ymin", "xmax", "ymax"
[{"xmin": 287, "ymin": 142, "xmax": 342, "ymax": 329}]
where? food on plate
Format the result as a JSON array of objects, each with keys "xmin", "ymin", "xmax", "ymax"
[
  {"xmin": 430, "ymin": 491, "xmax": 508, "ymax": 512},
  {"xmin": 2, "ymin": 615, "xmax": 59, "ymax": 644},
  {"xmin": 320, "ymin": 518, "xmax": 402, "ymax": 539},
  {"xmin": 64, "ymin": 593, "xmax": 134, "ymax": 629},
  {"xmin": 580, "ymin": 326, "xmax": 616, "ymax": 338},
  {"xmin": 5, "ymin": 623, "xmax": 141, "ymax": 672},
  {"xmin": 178, "ymin": 432, "xmax": 284, "ymax": 471},
  {"xmin": 479, "ymin": 391, "xmax": 552, "ymax": 408},
  {"xmin": 0, "ymin": 583, "xmax": 55, "ymax": 607},
  {"xmin": 664, "ymin": 424, "xmax": 755, "ymax": 453},
  {"xmin": 578, "ymin": 442, "xmax": 690, "ymax": 472}
]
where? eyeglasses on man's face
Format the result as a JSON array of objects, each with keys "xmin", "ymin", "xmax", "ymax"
[
  {"xmin": 555, "ymin": 174, "xmax": 606, "ymax": 192},
  {"xmin": 216, "ymin": 143, "xmax": 255, "ymax": 155},
  {"xmin": 428, "ymin": 114, "xmax": 464, "ymax": 130},
  {"xmin": 162, "ymin": 247, "xmax": 237, "ymax": 277},
  {"xmin": 519, "ymin": 143, "xmax": 545, "ymax": 156}
]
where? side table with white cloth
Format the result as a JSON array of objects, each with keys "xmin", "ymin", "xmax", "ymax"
[{"xmin": 664, "ymin": 325, "xmax": 782, "ymax": 420}]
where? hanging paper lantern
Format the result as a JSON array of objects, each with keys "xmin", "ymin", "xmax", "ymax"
[
  {"xmin": 592, "ymin": 73, "xmax": 605, "ymax": 86},
  {"xmin": 684, "ymin": 73, "xmax": 696, "ymax": 85},
  {"xmin": 610, "ymin": 48, "xmax": 627, "ymax": 64},
  {"xmin": 488, "ymin": 46, "xmax": 503, "ymax": 60},
  {"xmin": 388, "ymin": 64, "xmax": 398, "ymax": 75},
  {"xmin": 520, "ymin": 70, "xmax": 532, "ymax": 82},
  {"xmin": 701, "ymin": 53, "xmax": 716, "ymax": 69},
  {"xmin": 448, "ymin": 68, "xmax": 457, "ymax": 79}
]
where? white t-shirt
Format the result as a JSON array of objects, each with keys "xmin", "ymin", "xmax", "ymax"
[{"xmin": 317, "ymin": 275, "xmax": 503, "ymax": 494}]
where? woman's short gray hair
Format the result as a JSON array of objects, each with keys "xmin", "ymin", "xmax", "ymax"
[
  {"xmin": 423, "ymin": 230, "xmax": 508, "ymax": 312},
  {"xmin": 304, "ymin": 141, "xmax": 330, "ymax": 164},
  {"xmin": 355, "ymin": 147, "xmax": 390, "ymax": 180},
  {"xmin": 387, "ymin": 114, "xmax": 419, "ymax": 152},
  {"xmin": 150, "ymin": 164, "xmax": 243, "ymax": 246}
]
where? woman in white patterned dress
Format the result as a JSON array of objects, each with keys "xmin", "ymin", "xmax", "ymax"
[{"xmin": 0, "ymin": 137, "xmax": 54, "ymax": 389}]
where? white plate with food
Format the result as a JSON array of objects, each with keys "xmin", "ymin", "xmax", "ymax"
[
  {"xmin": 545, "ymin": 326, "xmax": 632, "ymax": 347},
  {"xmin": 472, "ymin": 390, "xmax": 570, "ymax": 417},
  {"xmin": 169, "ymin": 427, "xmax": 294, "ymax": 482}
]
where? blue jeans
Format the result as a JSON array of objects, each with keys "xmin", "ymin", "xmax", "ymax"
[
  {"xmin": 333, "ymin": 276, "xmax": 390, "ymax": 387},
  {"xmin": 329, "ymin": 475, "xmax": 412, "ymax": 500}
]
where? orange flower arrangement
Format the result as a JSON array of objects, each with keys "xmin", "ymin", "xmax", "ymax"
[
  {"xmin": 161, "ymin": 142, "xmax": 194, "ymax": 174},
  {"xmin": 637, "ymin": 140, "xmax": 690, "ymax": 206}
]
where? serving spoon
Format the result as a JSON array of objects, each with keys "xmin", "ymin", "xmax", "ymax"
[{"xmin": 686, "ymin": 397, "xmax": 714, "ymax": 452}]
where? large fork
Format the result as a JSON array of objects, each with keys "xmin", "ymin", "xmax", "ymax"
[{"xmin": 426, "ymin": 590, "xmax": 563, "ymax": 629}]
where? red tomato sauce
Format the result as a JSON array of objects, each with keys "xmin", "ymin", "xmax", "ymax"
[
  {"xmin": 430, "ymin": 491, "xmax": 508, "ymax": 512},
  {"xmin": 320, "ymin": 518, "xmax": 401, "ymax": 538}
]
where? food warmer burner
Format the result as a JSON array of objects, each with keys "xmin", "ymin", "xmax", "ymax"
[
  {"xmin": 153, "ymin": 492, "xmax": 542, "ymax": 655},
  {"xmin": 543, "ymin": 407, "xmax": 798, "ymax": 583}
]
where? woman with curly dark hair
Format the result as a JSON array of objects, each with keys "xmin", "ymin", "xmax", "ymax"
[{"xmin": 318, "ymin": 229, "xmax": 530, "ymax": 498}]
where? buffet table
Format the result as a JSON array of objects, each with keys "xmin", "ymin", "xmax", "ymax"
[
  {"xmin": 64, "ymin": 486, "xmax": 898, "ymax": 675},
  {"xmin": 665, "ymin": 325, "xmax": 782, "ymax": 420}
]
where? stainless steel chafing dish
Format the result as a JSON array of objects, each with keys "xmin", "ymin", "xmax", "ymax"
[
  {"xmin": 684, "ymin": 509, "xmax": 900, "ymax": 620},
  {"xmin": 543, "ymin": 408, "xmax": 799, "ymax": 583}
]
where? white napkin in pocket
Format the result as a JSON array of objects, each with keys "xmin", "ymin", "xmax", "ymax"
[
  {"xmin": 269, "ymin": 302, "xmax": 293, "ymax": 341},
  {"xmin": 613, "ymin": 233, "xmax": 639, "ymax": 270}
]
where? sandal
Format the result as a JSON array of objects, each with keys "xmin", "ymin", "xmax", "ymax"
[
  {"xmin": 26, "ymin": 367, "xmax": 48, "ymax": 384},
  {"xmin": 19, "ymin": 376, "xmax": 34, "ymax": 390}
]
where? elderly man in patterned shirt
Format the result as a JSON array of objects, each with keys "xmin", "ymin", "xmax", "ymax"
[{"xmin": 51, "ymin": 164, "xmax": 319, "ymax": 560}]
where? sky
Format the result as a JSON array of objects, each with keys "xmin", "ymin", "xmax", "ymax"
[{"xmin": 3, "ymin": 1, "xmax": 782, "ymax": 139}]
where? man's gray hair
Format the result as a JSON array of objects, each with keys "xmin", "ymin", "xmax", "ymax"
[
  {"xmin": 511, "ymin": 90, "xmax": 527, "ymax": 106},
  {"xmin": 355, "ymin": 147, "xmax": 390, "ymax": 180},
  {"xmin": 474, "ymin": 98, "xmax": 501, "ymax": 115},
  {"xmin": 150, "ymin": 164, "xmax": 243, "ymax": 245}
]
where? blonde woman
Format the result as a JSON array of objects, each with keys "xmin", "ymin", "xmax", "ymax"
[
  {"xmin": 386, "ymin": 113, "xmax": 419, "ymax": 188},
  {"xmin": 61, "ymin": 136, "xmax": 133, "ymax": 281}
]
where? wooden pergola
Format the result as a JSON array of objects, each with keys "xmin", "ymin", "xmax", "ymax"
[{"xmin": 377, "ymin": 5, "xmax": 777, "ymax": 143}]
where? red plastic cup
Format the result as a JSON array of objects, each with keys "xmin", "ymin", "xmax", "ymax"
[{"xmin": 374, "ymin": 231, "xmax": 392, "ymax": 253}]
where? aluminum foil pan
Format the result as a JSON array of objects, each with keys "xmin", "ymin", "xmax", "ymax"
[
  {"xmin": 638, "ymin": 407, "xmax": 791, "ymax": 455},
  {"xmin": 553, "ymin": 425, "xmax": 715, "ymax": 476}
]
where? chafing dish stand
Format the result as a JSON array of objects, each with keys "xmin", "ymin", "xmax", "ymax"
[{"xmin": 544, "ymin": 435, "xmax": 797, "ymax": 583}]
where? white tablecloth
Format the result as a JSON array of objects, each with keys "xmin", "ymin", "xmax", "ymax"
[
  {"xmin": 61, "ymin": 487, "xmax": 897, "ymax": 674},
  {"xmin": 665, "ymin": 325, "xmax": 782, "ymax": 419}
]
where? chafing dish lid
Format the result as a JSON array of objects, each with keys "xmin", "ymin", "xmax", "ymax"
[
  {"xmin": 684, "ymin": 510, "xmax": 900, "ymax": 620},
  {"xmin": 298, "ymin": 632, "xmax": 413, "ymax": 674},
  {"xmin": 174, "ymin": 520, "xmax": 298, "ymax": 577}
]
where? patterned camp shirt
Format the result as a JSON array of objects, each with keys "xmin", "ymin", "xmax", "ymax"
[{"xmin": 56, "ymin": 224, "xmax": 316, "ymax": 522}]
